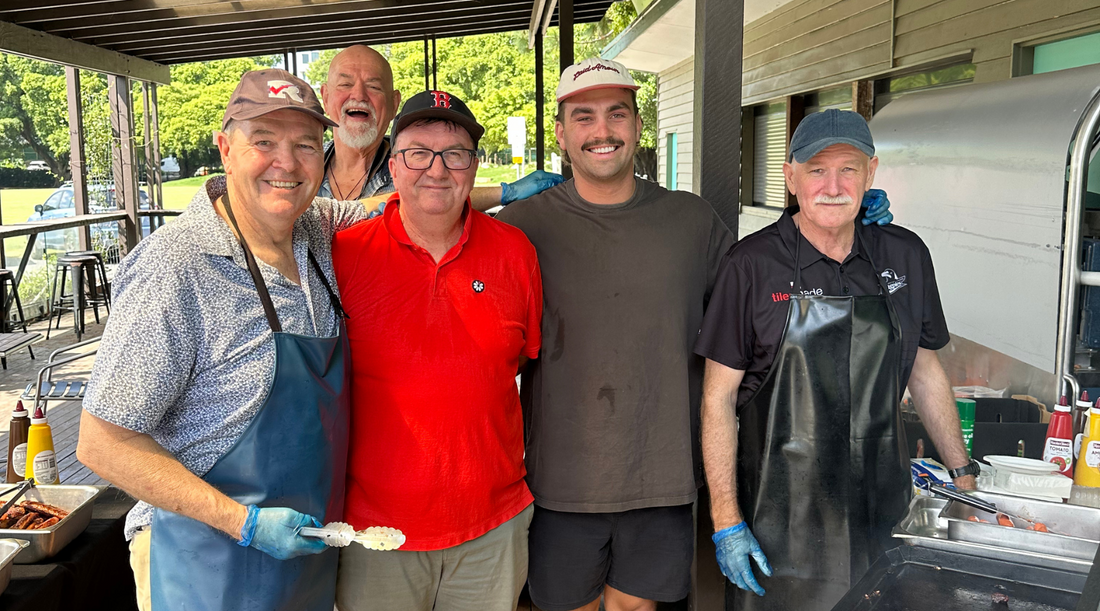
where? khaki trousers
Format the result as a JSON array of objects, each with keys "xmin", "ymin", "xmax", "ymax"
[
  {"xmin": 129, "ymin": 528, "xmax": 153, "ymax": 611},
  {"xmin": 336, "ymin": 503, "xmax": 533, "ymax": 611}
]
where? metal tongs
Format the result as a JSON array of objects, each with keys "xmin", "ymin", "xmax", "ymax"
[
  {"xmin": 299, "ymin": 521, "xmax": 406, "ymax": 551},
  {"xmin": 921, "ymin": 478, "xmax": 1064, "ymax": 534},
  {"xmin": 0, "ymin": 479, "xmax": 35, "ymax": 517}
]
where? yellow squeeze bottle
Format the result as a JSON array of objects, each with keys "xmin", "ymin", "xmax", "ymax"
[
  {"xmin": 1074, "ymin": 403, "xmax": 1100, "ymax": 488},
  {"xmin": 24, "ymin": 404, "xmax": 58, "ymax": 485}
]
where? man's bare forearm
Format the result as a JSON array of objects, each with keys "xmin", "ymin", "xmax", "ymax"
[
  {"xmin": 470, "ymin": 186, "xmax": 503, "ymax": 212},
  {"xmin": 907, "ymin": 347, "xmax": 975, "ymax": 488},
  {"xmin": 702, "ymin": 359, "xmax": 746, "ymax": 530},
  {"xmin": 77, "ymin": 411, "xmax": 248, "ymax": 539}
]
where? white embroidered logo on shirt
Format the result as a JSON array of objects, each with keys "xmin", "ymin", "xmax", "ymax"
[
  {"xmin": 472, "ymin": 280, "xmax": 485, "ymax": 293},
  {"xmin": 881, "ymin": 269, "xmax": 907, "ymax": 294}
]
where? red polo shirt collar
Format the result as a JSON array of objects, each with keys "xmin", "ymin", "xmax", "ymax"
[{"xmin": 382, "ymin": 192, "xmax": 473, "ymax": 266}]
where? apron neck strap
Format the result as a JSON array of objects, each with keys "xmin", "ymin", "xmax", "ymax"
[
  {"xmin": 222, "ymin": 191, "xmax": 283, "ymax": 333},
  {"xmin": 307, "ymin": 250, "xmax": 348, "ymax": 321},
  {"xmin": 791, "ymin": 219, "xmax": 892, "ymax": 298}
]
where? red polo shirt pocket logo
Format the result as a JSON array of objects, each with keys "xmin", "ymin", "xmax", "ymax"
[{"xmin": 472, "ymin": 280, "xmax": 485, "ymax": 293}]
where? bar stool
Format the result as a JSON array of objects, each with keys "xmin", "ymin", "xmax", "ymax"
[
  {"xmin": 46, "ymin": 254, "xmax": 100, "ymax": 341},
  {"xmin": 0, "ymin": 268, "xmax": 28, "ymax": 334},
  {"xmin": 65, "ymin": 249, "xmax": 111, "ymax": 310}
]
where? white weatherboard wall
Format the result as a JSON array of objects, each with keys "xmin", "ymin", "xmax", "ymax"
[{"xmin": 657, "ymin": 56, "xmax": 695, "ymax": 193}]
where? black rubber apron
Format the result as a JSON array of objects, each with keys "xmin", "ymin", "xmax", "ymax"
[
  {"xmin": 149, "ymin": 194, "xmax": 351, "ymax": 611},
  {"xmin": 730, "ymin": 226, "xmax": 910, "ymax": 611}
]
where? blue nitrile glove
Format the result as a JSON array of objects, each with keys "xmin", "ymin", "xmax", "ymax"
[
  {"xmin": 861, "ymin": 188, "xmax": 893, "ymax": 226},
  {"xmin": 713, "ymin": 522, "xmax": 772, "ymax": 596},
  {"xmin": 500, "ymin": 170, "xmax": 565, "ymax": 205},
  {"xmin": 238, "ymin": 505, "xmax": 327, "ymax": 560}
]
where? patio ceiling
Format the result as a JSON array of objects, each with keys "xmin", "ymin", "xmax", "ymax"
[{"xmin": 0, "ymin": 0, "xmax": 613, "ymax": 77}]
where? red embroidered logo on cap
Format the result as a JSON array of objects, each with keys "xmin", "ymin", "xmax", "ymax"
[
  {"xmin": 267, "ymin": 80, "xmax": 304, "ymax": 103},
  {"xmin": 430, "ymin": 91, "xmax": 452, "ymax": 109}
]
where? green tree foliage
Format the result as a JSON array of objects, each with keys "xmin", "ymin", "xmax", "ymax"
[{"xmin": 0, "ymin": 55, "xmax": 69, "ymax": 176}]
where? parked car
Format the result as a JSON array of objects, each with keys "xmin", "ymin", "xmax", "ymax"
[
  {"xmin": 27, "ymin": 185, "xmax": 151, "ymax": 254},
  {"xmin": 161, "ymin": 156, "xmax": 181, "ymax": 181},
  {"xmin": 25, "ymin": 161, "xmax": 50, "ymax": 171}
]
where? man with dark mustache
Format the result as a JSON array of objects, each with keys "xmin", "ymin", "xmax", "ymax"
[
  {"xmin": 319, "ymin": 45, "xmax": 563, "ymax": 213},
  {"xmin": 495, "ymin": 59, "xmax": 895, "ymax": 611}
]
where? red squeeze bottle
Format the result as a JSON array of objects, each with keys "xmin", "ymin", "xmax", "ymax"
[{"xmin": 1044, "ymin": 396, "xmax": 1075, "ymax": 477}]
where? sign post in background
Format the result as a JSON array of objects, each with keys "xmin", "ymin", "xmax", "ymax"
[{"xmin": 507, "ymin": 116, "xmax": 526, "ymax": 180}]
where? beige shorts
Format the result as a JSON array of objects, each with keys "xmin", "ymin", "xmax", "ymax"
[
  {"xmin": 129, "ymin": 528, "xmax": 153, "ymax": 611},
  {"xmin": 336, "ymin": 503, "xmax": 533, "ymax": 611}
]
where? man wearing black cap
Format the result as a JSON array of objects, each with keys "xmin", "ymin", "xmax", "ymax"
[
  {"xmin": 331, "ymin": 89, "xmax": 542, "ymax": 611},
  {"xmin": 79, "ymin": 69, "xmax": 363, "ymax": 610},
  {"xmin": 694, "ymin": 109, "xmax": 976, "ymax": 611}
]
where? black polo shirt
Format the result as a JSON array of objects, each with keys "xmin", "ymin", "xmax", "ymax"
[{"xmin": 694, "ymin": 206, "xmax": 949, "ymax": 410}]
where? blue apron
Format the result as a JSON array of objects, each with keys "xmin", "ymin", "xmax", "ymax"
[{"xmin": 149, "ymin": 194, "xmax": 351, "ymax": 611}]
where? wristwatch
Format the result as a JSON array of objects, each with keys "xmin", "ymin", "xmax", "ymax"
[{"xmin": 947, "ymin": 459, "xmax": 981, "ymax": 479}]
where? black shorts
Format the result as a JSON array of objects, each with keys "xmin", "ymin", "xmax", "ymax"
[{"xmin": 527, "ymin": 503, "xmax": 694, "ymax": 610}]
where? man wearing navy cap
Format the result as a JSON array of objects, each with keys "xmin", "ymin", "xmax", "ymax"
[{"xmin": 694, "ymin": 109, "xmax": 976, "ymax": 611}]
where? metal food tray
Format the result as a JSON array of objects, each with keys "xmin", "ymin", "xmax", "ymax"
[
  {"xmin": 892, "ymin": 495, "xmax": 1094, "ymax": 573},
  {"xmin": 0, "ymin": 539, "xmax": 28, "ymax": 595},
  {"xmin": 830, "ymin": 544, "xmax": 1085, "ymax": 611},
  {"xmin": 940, "ymin": 490, "xmax": 1100, "ymax": 562},
  {"xmin": 0, "ymin": 484, "xmax": 106, "ymax": 563}
]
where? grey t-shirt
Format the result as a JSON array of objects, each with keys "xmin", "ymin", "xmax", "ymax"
[{"xmin": 496, "ymin": 178, "xmax": 734, "ymax": 512}]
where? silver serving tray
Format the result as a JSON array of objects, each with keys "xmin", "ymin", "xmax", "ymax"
[
  {"xmin": 0, "ymin": 484, "xmax": 106, "ymax": 563},
  {"xmin": 892, "ymin": 495, "xmax": 1094, "ymax": 574},
  {"xmin": 941, "ymin": 490, "xmax": 1100, "ymax": 562},
  {"xmin": 0, "ymin": 539, "xmax": 28, "ymax": 594}
]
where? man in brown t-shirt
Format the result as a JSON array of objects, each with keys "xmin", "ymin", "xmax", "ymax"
[{"xmin": 496, "ymin": 58, "xmax": 732, "ymax": 611}]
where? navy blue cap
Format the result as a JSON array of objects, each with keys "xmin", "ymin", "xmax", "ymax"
[{"xmin": 788, "ymin": 109, "xmax": 874, "ymax": 163}]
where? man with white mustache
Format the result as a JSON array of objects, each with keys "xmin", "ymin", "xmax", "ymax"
[
  {"xmin": 319, "ymin": 45, "xmax": 563, "ymax": 213},
  {"xmin": 695, "ymin": 109, "xmax": 974, "ymax": 611}
]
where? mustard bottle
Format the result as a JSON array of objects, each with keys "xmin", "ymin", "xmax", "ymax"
[
  {"xmin": 25, "ymin": 404, "xmax": 58, "ymax": 485},
  {"xmin": 1074, "ymin": 403, "xmax": 1100, "ymax": 488}
]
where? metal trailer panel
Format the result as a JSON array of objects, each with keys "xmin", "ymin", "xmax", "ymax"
[{"xmin": 870, "ymin": 64, "xmax": 1100, "ymax": 381}]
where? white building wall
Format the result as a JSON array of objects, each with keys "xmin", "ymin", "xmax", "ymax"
[{"xmin": 656, "ymin": 56, "xmax": 695, "ymax": 194}]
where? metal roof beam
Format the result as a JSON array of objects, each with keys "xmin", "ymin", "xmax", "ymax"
[
  {"xmin": 111, "ymin": 6, "xmax": 530, "ymax": 54},
  {"xmin": 4, "ymin": 0, "xmax": 372, "ymax": 22},
  {"xmin": 0, "ymin": 20, "xmax": 170, "ymax": 83},
  {"xmin": 69, "ymin": 0, "xmax": 516, "ymax": 44},
  {"xmin": 143, "ymin": 22, "xmax": 536, "ymax": 63},
  {"xmin": 527, "ymin": 0, "xmax": 549, "ymax": 49}
]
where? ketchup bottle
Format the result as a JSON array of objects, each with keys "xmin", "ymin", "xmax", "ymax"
[{"xmin": 1044, "ymin": 396, "xmax": 1075, "ymax": 477}]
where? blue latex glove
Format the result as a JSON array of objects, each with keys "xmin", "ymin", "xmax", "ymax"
[
  {"xmin": 713, "ymin": 522, "xmax": 772, "ymax": 596},
  {"xmin": 861, "ymin": 188, "xmax": 893, "ymax": 226},
  {"xmin": 500, "ymin": 170, "xmax": 565, "ymax": 205},
  {"xmin": 238, "ymin": 505, "xmax": 327, "ymax": 560}
]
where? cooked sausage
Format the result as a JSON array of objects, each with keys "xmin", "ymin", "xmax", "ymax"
[
  {"xmin": 1, "ymin": 505, "xmax": 26, "ymax": 522},
  {"xmin": 27, "ymin": 517, "xmax": 44, "ymax": 530},
  {"xmin": 12, "ymin": 513, "xmax": 37, "ymax": 530},
  {"xmin": 23, "ymin": 502, "xmax": 68, "ymax": 519},
  {"xmin": 996, "ymin": 513, "xmax": 1014, "ymax": 527},
  {"xmin": 1028, "ymin": 522, "xmax": 1049, "ymax": 532},
  {"xmin": 36, "ymin": 517, "xmax": 59, "ymax": 529}
]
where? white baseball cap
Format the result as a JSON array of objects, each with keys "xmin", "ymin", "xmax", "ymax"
[{"xmin": 556, "ymin": 58, "xmax": 639, "ymax": 102}]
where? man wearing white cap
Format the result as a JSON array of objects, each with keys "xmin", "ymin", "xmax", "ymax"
[{"xmin": 496, "ymin": 59, "xmax": 894, "ymax": 611}]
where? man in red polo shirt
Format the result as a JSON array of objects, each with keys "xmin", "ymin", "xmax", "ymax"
[{"xmin": 331, "ymin": 90, "xmax": 542, "ymax": 611}]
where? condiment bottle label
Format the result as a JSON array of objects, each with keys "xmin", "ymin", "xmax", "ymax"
[
  {"xmin": 32, "ymin": 450, "xmax": 57, "ymax": 484},
  {"xmin": 1087, "ymin": 441, "xmax": 1100, "ymax": 469},
  {"xmin": 10, "ymin": 443, "xmax": 26, "ymax": 478},
  {"xmin": 1044, "ymin": 438, "xmax": 1074, "ymax": 473}
]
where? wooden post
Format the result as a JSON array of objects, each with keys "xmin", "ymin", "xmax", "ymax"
[
  {"xmin": 151, "ymin": 83, "xmax": 164, "ymax": 213},
  {"xmin": 142, "ymin": 82, "xmax": 156, "ymax": 215},
  {"xmin": 535, "ymin": 30, "xmax": 545, "ymax": 171},
  {"xmin": 109, "ymin": 74, "xmax": 140, "ymax": 253},
  {"xmin": 784, "ymin": 94, "xmax": 805, "ymax": 208},
  {"xmin": 66, "ymin": 66, "xmax": 91, "ymax": 250},
  {"xmin": 852, "ymin": 79, "xmax": 874, "ymax": 121},
  {"xmin": 692, "ymin": 0, "xmax": 744, "ymax": 605},
  {"xmin": 559, "ymin": 0, "xmax": 573, "ymax": 179}
]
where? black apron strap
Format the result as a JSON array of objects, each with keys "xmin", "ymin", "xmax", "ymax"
[
  {"xmin": 307, "ymin": 250, "xmax": 348, "ymax": 320},
  {"xmin": 221, "ymin": 191, "xmax": 283, "ymax": 333}
]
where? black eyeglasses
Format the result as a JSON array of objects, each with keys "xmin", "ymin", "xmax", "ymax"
[{"xmin": 395, "ymin": 148, "xmax": 477, "ymax": 170}]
